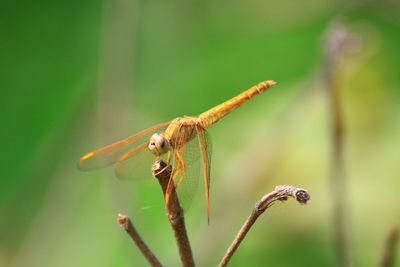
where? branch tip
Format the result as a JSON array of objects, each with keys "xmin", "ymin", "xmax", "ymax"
[
  {"xmin": 219, "ymin": 185, "xmax": 310, "ymax": 267},
  {"xmin": 116, "ymin": 213, "xmax": 162, "ymax": 267},
  {"xmin": 257, "ymin": 185, "xmax": 310, "ymax": 211},
  {"xmin": 295, "ymin": 189, "xmax": 310, "ymax": 204},
  {"xmin": 117, "ymin": 213, "xmax": 128, "ymax": 227}
]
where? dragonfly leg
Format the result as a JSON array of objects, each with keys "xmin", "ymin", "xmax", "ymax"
[
  {"xmin": 167, "ymin": 151, "xmax": 172, "ymax": 163},
  {"xmin": 175, "ymin": 151, "xmax": 186, "ymax": 187},
  {"xmin": 165, "ymin": 150, "xmax": 185, "ymax": 204}
]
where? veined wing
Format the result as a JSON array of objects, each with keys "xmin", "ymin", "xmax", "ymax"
[
  {"xmin": 77, "ymin": 121, "xmax": 171, "ymax": 171},
  {"xmin": 196, "ymin": 125, "xmax": 212, "ymax": 219},
  {"xmin": 172, "ymin": 130, "xmax": 201, "ymax": 212},
  {"xmin": 166, "ymin": 124, "xmax": 212, "ymax": 216},
  {"xmin": 114, "ymin": 142, "xmax": 165, "ymax": 180}
]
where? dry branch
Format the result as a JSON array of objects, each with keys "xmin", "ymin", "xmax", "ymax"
[
  {"xmin": 117, "ymin": 213, "xmax": 162, "ymax": 267},
  {"xmin": 152, "ymin": 160, "xmax": 195, "ymax": 267},
  {"xmin": 218, "ymin": 185, "xmax": 310, "ymax": 267}
]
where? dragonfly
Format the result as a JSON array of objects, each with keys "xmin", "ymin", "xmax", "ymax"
[{"xmin": 78, "ymin": 80, "xmax": 277, "ymax": 218}]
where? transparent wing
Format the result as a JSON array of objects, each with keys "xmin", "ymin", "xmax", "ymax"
[
  {"xmin": 165, "ymin": 124, "xmax": 210, "ymax": 213},
  {"xmin": 115, "ymin": 142, "xmax": 168, "ymax": 180},
  {"xmin": 196, "ymin": 125, "xmax": 212, "ymax": 219},
  {"xmin": 173, "ymin": 132, "xmax": 201, "ymax": 212},
  {"xmin": 77, "ymin": 121, "xmax": 170, "ymax": 171}
]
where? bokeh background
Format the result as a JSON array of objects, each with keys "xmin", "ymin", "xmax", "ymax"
[{"xmin": 1, "ymin": 0, "xmax": 399, "ymax": 266}]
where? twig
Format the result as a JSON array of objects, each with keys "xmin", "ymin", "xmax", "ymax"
[
  {"xmin": 323, "ymin": 20, "xmax": 359, "ymax": 267},
  {"xmin": 380, "ymin": 225, "xmax": 399, "ymax": 267},
  {"xmin": 117, "ymin": 213, "xmax": 163, "ymax": 267},
  {"xmin": 218, "ymin": 185, "xmax": 310, "ymax": 267},
  {"xmin": 152, "ymin": 160, "xmax": 195, "ymax": 267}
]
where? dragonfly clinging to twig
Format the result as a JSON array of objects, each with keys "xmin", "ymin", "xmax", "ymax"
[{"xmin": 78, "ymin": 80, "xmax": 277, "ymax": 218}]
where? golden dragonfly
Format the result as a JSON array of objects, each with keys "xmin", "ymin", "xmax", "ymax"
[{"xmin": 78, "ymin": 80, "xmax": 277, "ymax": 217}]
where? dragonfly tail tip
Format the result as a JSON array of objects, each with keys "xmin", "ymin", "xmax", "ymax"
[{"xmin": 268, "ymin": 80, "xmax": 278, "ymax": 87}]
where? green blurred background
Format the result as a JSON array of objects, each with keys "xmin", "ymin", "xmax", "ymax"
[{"xmin": 1, "ymin": 0, "xmax": 399, "ymax": 266}]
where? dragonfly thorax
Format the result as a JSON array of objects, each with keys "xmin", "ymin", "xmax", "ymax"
[{"xmin": 148, "ymin": 133, "xmax": 170, "ymax": 156}]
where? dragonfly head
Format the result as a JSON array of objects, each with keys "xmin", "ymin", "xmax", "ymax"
[{"xmin": 148, "ymin": 133, "xmax": 169, "ymax": 156}]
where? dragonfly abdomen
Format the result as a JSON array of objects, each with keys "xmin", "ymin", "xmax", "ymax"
[{"xmin": 198, "ymin": 80, "xmax": 277, "ymax": 128}]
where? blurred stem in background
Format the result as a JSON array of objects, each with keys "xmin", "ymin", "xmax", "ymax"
[
  {"xmin": 380, "ymin": 225, "xmax": 399, "ymax": 267},
  {"xmin": 95, "ymin": 0, "xmax": 138, "ymax": 138},
  {"xmin": 323, "ymin": 20, "xmax": 360, "ymax": 267}
]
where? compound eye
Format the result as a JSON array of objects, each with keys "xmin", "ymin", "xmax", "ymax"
[{"xmin": 148, "ymin": 133, "xmax": 169, "ymax": 156}]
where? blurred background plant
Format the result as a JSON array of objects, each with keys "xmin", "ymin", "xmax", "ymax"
[{"xmin": 1, "ymin": 0, "xmax": 399, "ymax": 266}]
